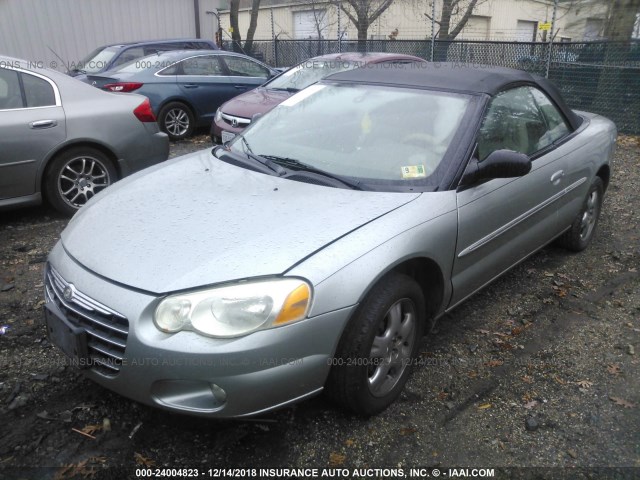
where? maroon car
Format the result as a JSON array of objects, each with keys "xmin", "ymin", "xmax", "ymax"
[{"xmin": 211, "ymin": 52, "xmax": 427, "ymax": 144}]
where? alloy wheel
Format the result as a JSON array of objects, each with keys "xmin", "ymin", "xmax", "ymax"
[
  {"xmin": 367, "ymin": 298, "xmax": 417, "ymax": 397},
  {"xmin": 165, "ymin": 108, "xmax": 190, "ymax": 137},
  {"xmin": 579, "ymin": 189, "xmax": 599, "ymax": 241},
  {"xmin": 58, "ymin": 156, "xmax": 111, "ymax": 208}
]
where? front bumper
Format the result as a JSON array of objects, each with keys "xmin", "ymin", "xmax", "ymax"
[
  {"xmin": 45, "ymin": 242, "xmax": 353, "ymax": 418},
  {"xmin": 211, "ymin": 116, "xmax": 248, "ymax": 144}
]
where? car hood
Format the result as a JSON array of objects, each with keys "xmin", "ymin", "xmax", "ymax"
[
  {"xmin": 61, "ymin": 150, "xmax": 420, "ymax": 294},
  {"xmin": 221, "ymin": 88, "xmax": 293, "ymax": 118}
]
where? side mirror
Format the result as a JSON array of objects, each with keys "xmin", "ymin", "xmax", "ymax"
[{"xmin": 461, "ymin": 149, "xmax": 531, "ymax": 186}]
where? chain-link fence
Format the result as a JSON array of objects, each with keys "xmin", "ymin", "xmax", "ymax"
[{"xmin": 225, "ymin": 39, "xmax": 640, "ymax": 134}]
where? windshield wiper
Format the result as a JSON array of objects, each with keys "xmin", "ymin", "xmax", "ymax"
[
  {"xmin": 240, "ymin": 137, "xmax": 287, "ymax": 176},
  {"xmin": 71, "ymin": 68, "xmax": 87, "ymax": 74},
  {"xmin": 269, "ymin": 87, "xmax": 299, "ymax": 93},
  {"xmin": 260, "ymin": 155, "xmax": 362, "ymax": 190}
]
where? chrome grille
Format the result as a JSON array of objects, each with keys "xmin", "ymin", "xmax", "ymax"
[
  {"xmin": 220, "ymin": 112, "xmax": 251, "ymax": 127},
  {"xmin": 45, "ymin": 264, "xmax": 128, "ymax": 376}
]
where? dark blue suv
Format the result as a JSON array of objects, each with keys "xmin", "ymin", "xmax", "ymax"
[{"xmin": 70, "ymin": 38, "xmax": 218, "ymax": 78}]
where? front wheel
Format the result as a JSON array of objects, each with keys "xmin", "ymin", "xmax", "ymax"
[
  {"xmin": 556, "ymin": 177, "xmax": 604, "ymax": 252},
  {"xmin": 158, "ymin": 102, "xmax": 195, "ymax": 141},
  {"xmin": 44, "ymin": 147, "xmax": 117, "ymax": 216},
  {"xmin": 325, "ymin": 273, "xmax": 426, "ymax": 416}
]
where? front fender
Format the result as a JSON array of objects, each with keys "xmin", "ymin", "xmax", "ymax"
[{"xmin": 287, "ymin": 191, "xmax": 458, "ymax": 318}]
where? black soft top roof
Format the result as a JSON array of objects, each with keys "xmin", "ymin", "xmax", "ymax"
[{"xmin": 325, "ymin": 63, "xmax": 582, "ymax": 130}]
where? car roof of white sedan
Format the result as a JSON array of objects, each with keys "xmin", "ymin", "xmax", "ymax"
[{"xmin": 325, "ymin": 62, "xmax": 582, "ymax": 129}]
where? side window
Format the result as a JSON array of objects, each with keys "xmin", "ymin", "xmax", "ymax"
[
  {"xmin": 0, "ymin": 68, "xmax": 24, "ymax": 110},
  {"xmin": 477, "ymin": 86, "xmax": 552, "ymax": 161},
  {"xmin": 21, "ymin": 73, "xmax": 56, "ymax": 107},
  {"xmin": 158, "ymin": 62, "xmax": 180, "ymax": 76},
  {"xmin": 529, "ymin": 88, "xmax": 570, "ymax": 148},
  {"xmin": 111, "ymin": 47, "xmax": 145, "ymax": 69},
  {"xmin": 180, "ymin": 56, "xmax": 224, "ymax": 76},
  {"xmin": 223, "ymin": 56, "xmax": 269, "ymax": 78}
]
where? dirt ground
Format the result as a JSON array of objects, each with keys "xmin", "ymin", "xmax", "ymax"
[{"xmin": 0, "ymin": 135, "xmax": 638, "ymax": 480}]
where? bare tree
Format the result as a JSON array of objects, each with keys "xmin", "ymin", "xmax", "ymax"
[
  {"xmin": 419, "ymin": 0, "xmax": 484, "ymax": 60},
  {"xmin": 230, "ymin": 0, "xmax": 242, "ymax": 52},
  {"xmin": 229, "ymin": 0, "xmax": 263, "ymax": 54},
  {"xmin": 423, "ymin": 0, "xmax": 482, "ymax": 41},
  {"xmin": 304, "ymin": 0, "xmax": 341, "ymax": 54},
  {"xmin": 335, "ymin": 0, "xmax": 397, "ymax": 48},
  {"xmin": 603, "ymin": 0, "xmax": 640, "ymax": 40}
]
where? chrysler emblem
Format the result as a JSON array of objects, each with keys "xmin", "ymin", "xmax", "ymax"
[
  {"xmin": 231, "ymin": 118, "xmax": 238, "ymax": 127},
  {"xmin": 91, "ymin": 81, "xmax": 97, "ymax": 86},
  {"xmin": 63, "ymin": 284, "xmax": 75, "ymax": 301}
]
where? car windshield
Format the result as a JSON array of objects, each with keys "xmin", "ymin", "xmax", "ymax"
[
  {"xmin": 265, "ymin": 60, "xmax": 361, "ymax": 91},
  {"xmin": 228, "ymin": 83, "xmax": 470, "ymax": 189},
  {"xmin": 77, "ymin": 47, "xmax": 120, "ymax": 73}
]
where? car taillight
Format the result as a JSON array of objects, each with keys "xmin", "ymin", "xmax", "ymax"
[
  {"xmin": 103, "ymin": 82, "xmax": 143, "ymax": 92},
  {"xmin": 133, "ymin": 99, "xmax": 156, "ymax": 123}
]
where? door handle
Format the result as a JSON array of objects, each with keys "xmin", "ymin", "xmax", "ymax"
[
  {"xmin": 550, "ymin": 170, "xmax": 564, "ymax": 185},
  {"xmin": 30, "ymin": 120, "xmax": 57, "ymax": 129},
  {"xmin": 183, "ymin": 84, "xmax": 199, "ymax": 89}
]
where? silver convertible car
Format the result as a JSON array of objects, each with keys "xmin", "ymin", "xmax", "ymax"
[{"xmin": 44, "ymin": 64, "xmax": 616, "ymax": 417}]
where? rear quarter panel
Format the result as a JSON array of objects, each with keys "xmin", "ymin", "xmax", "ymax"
[
  {"xmin": 558, "ymin": 112, "xmax": 616, "ymax": 229},
  {"xmin": 38, "ymin": 78, "xmax": 167, "ymax": 180}
]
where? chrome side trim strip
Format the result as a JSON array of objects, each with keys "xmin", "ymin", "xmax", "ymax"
[
  {"xmin": 448, "ymin": 225, "xmax": 573, "ymax": 312},
  {"xmin": 0, "ymin": 159, "xmax": 36, "ymax": 168},
  {"xmin": 458, "ymin": 177, "xmax": 587, "ymax": 258}
]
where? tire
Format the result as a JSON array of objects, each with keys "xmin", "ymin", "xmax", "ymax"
[
  {"xmin": 325, "ymin": 272, "xmax": 426, "ymax": 416},
  {"xmin": 44, "ymin": 147, "xmax": 117, "ymax": 216},
  {"xmin": 556, "ymin": 177, "xmax": 604, "ymax": 252},
  {"xmin": 158, "ymin": 102, "xmax": 195, "ymax": 141}
]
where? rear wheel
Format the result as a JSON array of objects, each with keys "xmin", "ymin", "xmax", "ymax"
[
  {"xmin": 325, "ymin": 273, "xmax": 425, "ymax": 416},
  {"xmin": 158, "ymin": 102, "xmax": 194, "ymax": 140},
  {"xmin": 556, "ymin": 177, "xmax": 604, "ymax": 252},
  {"xmin": 44, "ymin": 147, "xmax": 117, "ymax": 216}
]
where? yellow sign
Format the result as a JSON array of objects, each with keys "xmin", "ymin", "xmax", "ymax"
[
  {"xmin": 228, "ymin": 26, "xmax": 234, "ymax": 33},
  {"xmin": 539, "ymin": 22, "xmax": 551, "ymax": 31}
]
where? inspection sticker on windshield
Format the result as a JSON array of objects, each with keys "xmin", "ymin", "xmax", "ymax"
[
  {"xmin": 401, "ymin": 165, "xmax": 426, "ymax": 179},
  {"xmin": 281, "ymin": 84, "xmax": 326, "ymax": 107}
]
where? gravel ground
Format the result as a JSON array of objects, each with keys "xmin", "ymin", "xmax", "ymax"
[{"xmin": 0, "ymin": 135, "xmax": 638, "ymax": 480}]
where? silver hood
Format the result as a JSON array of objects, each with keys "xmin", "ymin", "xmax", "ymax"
[{"xmin": 61, "ymin": 150, "xmax": 420, "ymax": 293}]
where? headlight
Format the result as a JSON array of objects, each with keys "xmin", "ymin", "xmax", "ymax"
[
  {"xmin": 154, "ymin": 278, "xmax": 311, "ymax": 338},
  {"xmin": 215, "ymin": 108, "xmax": 222, "ymax": 122}
]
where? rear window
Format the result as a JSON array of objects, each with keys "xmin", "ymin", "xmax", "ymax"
[
  {"xmin": 79, "ymin": 46, "xmax": 120, "ymax": 73},
  {"xmin": 111, "ymin": 47, "xmax": 145, "ymax": 69}
]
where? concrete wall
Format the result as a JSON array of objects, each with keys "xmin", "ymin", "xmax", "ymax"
[{"xmin": 0, "ymin": 0, "xmax": 222, "ymax": 71}]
